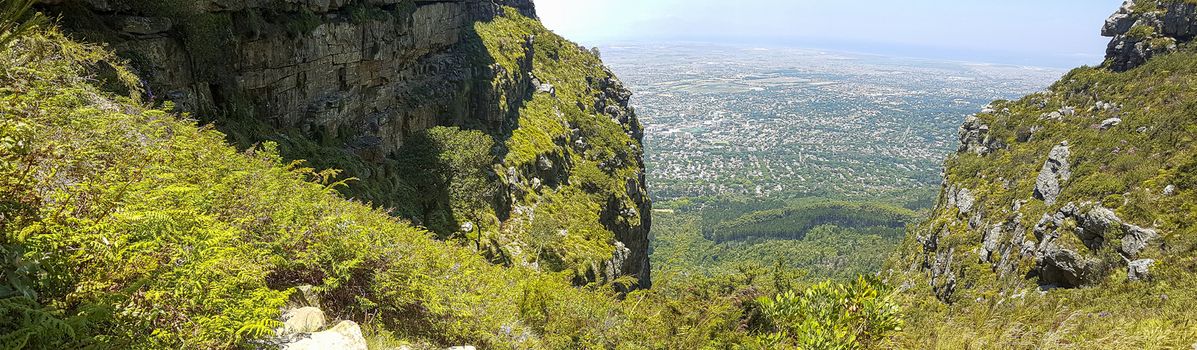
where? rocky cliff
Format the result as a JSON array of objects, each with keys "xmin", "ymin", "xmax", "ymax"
[
  {"xmin": 1103, "ymin": 0, "xmax": 1197, "ymax": 71},
  {"xmin": 37, "ymin": 0, "xmax": 651, "ymax": 288},
  {"xmin": 891, "ymin": 0, "xmax": 1197, "ymax": 347}
]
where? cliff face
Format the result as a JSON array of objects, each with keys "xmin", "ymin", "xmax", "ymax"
[
  {"xmin": 40, "ymin": 0, "xmax": 650, "ymax": 288},
  {"xmin": 41, "ymin": 0, "xmax": 533, "ymax": 151},
  {"xmin": 1103, "ymin": 0, "xmax": 1197, "ymax": 71},
  {"xmin": 890, "ymin": 0, "xmax": 1197, "ymax": 346}
]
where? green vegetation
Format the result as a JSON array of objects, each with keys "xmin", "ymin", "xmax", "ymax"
[
  {"xmin": 654, "ymin": 210, "xmax": 909, "ymax": 284},
  {"xmin": 0, "ymin": 26, "xmax": 629, "ymax": 349},
  {"xmin": 0, "ymin": 0, "xmax": 43, "ymax": 48},
  {"xmin": 1126, "ymin": 25, "xmax": 1157, "ymax": 41},
  {"xmin": 644, "ymin": 199, "xmax": 913, "ymax": 347},
  {"xmin": 467, "ymin": 8, "xmax": 651, "ymax": 283},
  {"xmin": 890, "ymin": 37, "xmax": 1197, "ymax": 348},
  {"xmin": 703, "ymin": 200, "xmax": 917, "ymax": 243},
  {"xmin": 757, "ymin": 277, "xmax": 902, "ymax": 349},
  {"xmin": 391, "ymin": 127, "xmax": 498, "ymax": 239},
  {"xmin": 1, "ymin": 10, "xmax": 909, "ymax": 349}
]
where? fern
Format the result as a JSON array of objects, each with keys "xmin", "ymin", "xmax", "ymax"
[
  {"xmin": 0, "ymin": 0, "xmax": 44, "ymax": 49},
  {"xmin": 0, "ymin": 297, "xmax": 76, "ymax": 349},
  {"xmin": 236, "ymin": 319, "xmax": 283, "ymax": 340}
]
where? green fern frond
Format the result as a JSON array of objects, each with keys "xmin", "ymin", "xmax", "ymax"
[
  {"xmin": 0, "ymin": 0, "xmax": 44, "ymax": 50},
  {"xmin": 235, "ymin": 319, "xmax": 283, "ymax": 340}
]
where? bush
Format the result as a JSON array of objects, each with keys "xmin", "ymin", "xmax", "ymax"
[
  {"xmin": 756, "ymin": 276, "xmax": 903, "ymax": 349},
  {"xmin": 1127, "ymin": 25, "xmax": 1157, "ymax": 41}
]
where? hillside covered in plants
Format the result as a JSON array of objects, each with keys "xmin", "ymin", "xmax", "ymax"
[
  {"xmin": 890, "ymin": 0, "xmax": 1197, "ymax": 347},
  {"xmin": 31, "ymin": 0, "xmax": 653, "ymax": 290},
  {"xmin": 6, "ymin": 0, "xmax": 1197, "ymax": 349},
  {"xmin": 0, "ymin": 1, "xmax": 902, "ymax": 349}
]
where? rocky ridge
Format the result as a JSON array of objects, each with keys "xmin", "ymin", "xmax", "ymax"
[
  {"xmin": 904, "ymin": 0, "xmax": 1196, "ymax": 303},
  {"xmin": 39, "ymin": 0, "xmax": 652, "ymax": 288},
  {"xmin": 1103, "ymin": 0, "xmax": 1197, "ymax": 71}
]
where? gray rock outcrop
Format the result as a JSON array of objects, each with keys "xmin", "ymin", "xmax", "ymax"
[
  {"xmin": 959, "ymin": 115, "xmax": 1003, "ymax": 155},
  {"xmin": 1029, "ymin": 203, "xmax": 1159, "ymax": 287},
  {"xmin": 1103, "ymin": 0, "xmax": 1197, "ymax": 71},
  {"xmin": 1121, "ymin": 224, "xmax": 1159, "ymax": 258},
  {"xmin": 1100, "ymin": 117, "xmax": 1123, "ymax": 130},
  {"xmin": 1036, "ymin": 244, "xmax": 1100, "ymax": 288},
  {"xmin": 1034, "ymin": 142, "xmax": 1072, "ymax": 206},
  {"xmin": 1128, "ymin": 259, "xmax": 1155, "ymax": 281}
]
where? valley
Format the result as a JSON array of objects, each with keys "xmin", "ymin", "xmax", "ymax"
[
  {"xmin": 4, "ymin": 0, "xmax": 1197, "ymax": 348},
  {"xmin": 604, "ymin": 44, "xmax": 1064, "ymax": 203},
  {"xmin": 600, "ymin": 44, "xmax": 1066, "ymax": 287}
]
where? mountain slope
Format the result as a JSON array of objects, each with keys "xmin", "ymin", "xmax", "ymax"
[
  {"xmin": 0, "ymin": 24, "xmax": 669, "ymax": 349},
  {"xmin": 37, "ymin": 0, "xmax": 652, "ymax": 288},
  {"xmin": 891, "ymin": 1, "xmax": 1197, "ymax": 347},
  {"xmin": 0, "ymin": 1, "xmax": 669, "ymax": 348},
  {"xmin": 0, "ymin": 23, "xmax": 902, "ymax": 350}
]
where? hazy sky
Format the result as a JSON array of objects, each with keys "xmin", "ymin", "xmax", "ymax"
[{"xmin": 536, "ymin": 0, "xmax": 1123, "ymax": 67}]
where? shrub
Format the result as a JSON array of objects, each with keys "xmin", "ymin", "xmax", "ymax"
[
  {"xmin": 756, "ymin": 276, "xmax": 903, "ymax": 349},
  {"xmin": 1127, "ymin": 25, "xmax": 1157, "ymax": 41}
]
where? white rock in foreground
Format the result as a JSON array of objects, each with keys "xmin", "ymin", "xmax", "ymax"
[
  {"xmin": 282, "ymin": 320, "xmax": 368, "ymax": 350},
  {"xmin": 282, "ymin": 307, "xmax": 326, "ymax": 335}
]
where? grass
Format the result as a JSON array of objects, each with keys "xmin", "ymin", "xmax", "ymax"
[
  {"xmin": 890, "ymin": 35, "xmax": 1197, "ymax": 349},
  {"xmin": 471, "ymin": 8, "xmax": 650, "ymax": 283},
  {"xmin": 1, "ymin": 9, "xmax": 913, "ymax": 349}
]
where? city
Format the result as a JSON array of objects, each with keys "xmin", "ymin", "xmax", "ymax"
[{"xmin": 604, "ymin": 43, "xmax": 1066, "ymax": 202}]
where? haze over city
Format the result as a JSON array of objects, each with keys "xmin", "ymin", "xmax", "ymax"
[{"xmin": 537, "ymin": 0, "xmax": 1123, "ymax": 67}]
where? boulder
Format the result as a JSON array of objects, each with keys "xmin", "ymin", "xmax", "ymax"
[
  {"xmin": 1034, "ymin": 142, "xmax": 1072, "ymax": 206},
  {"xmin": 1099, "ymin": 117, "xmax": 1122, "ymax": 130},
  {"xmin": 1102, "ymin": 0, "xmax": 1138, "ymax": 36},
  {"xmin": 1128, "ymin": 259, "xmax": 1155, "ymax": 281},
  {"xmin": 1120, "ymin": 224, "xmax": 1159, "ymax": 257},
  {"xmin": 980, "ymin": 225, "xmax": 1003, "ymax": 263},
  {"xmin": 1164, "ymin": 184, "xmax": 1177, "ymax": 196},
  {"xmin": 958, "ymin": 115, "xmax": 998, "ymax": 155},
  {"xmin": 281, "ymin": 321, "xmax": 368, "ymax": 350},
  {"xmin": 537, "ymin": 83, "xmax": 556, "ymax": 97},
  {"xmin": 1037, "ymin": 245, "xmax": 1098, "ymax": 288},
  {"xmin": 1076, "ymin": 206, "xmax": 1120, "ymax": 249},
  {"xmin": 955, "ymin": 187, "xmax": 975, "ymax": 214},
  {"xmin": 282, "ymin": 307, "xmax": 327, "ymax": 335}
]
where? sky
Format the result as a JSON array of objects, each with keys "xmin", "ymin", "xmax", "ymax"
[{"xmin": 535, "ymin": 0, "xmax": 1123, "ymax": 68}]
